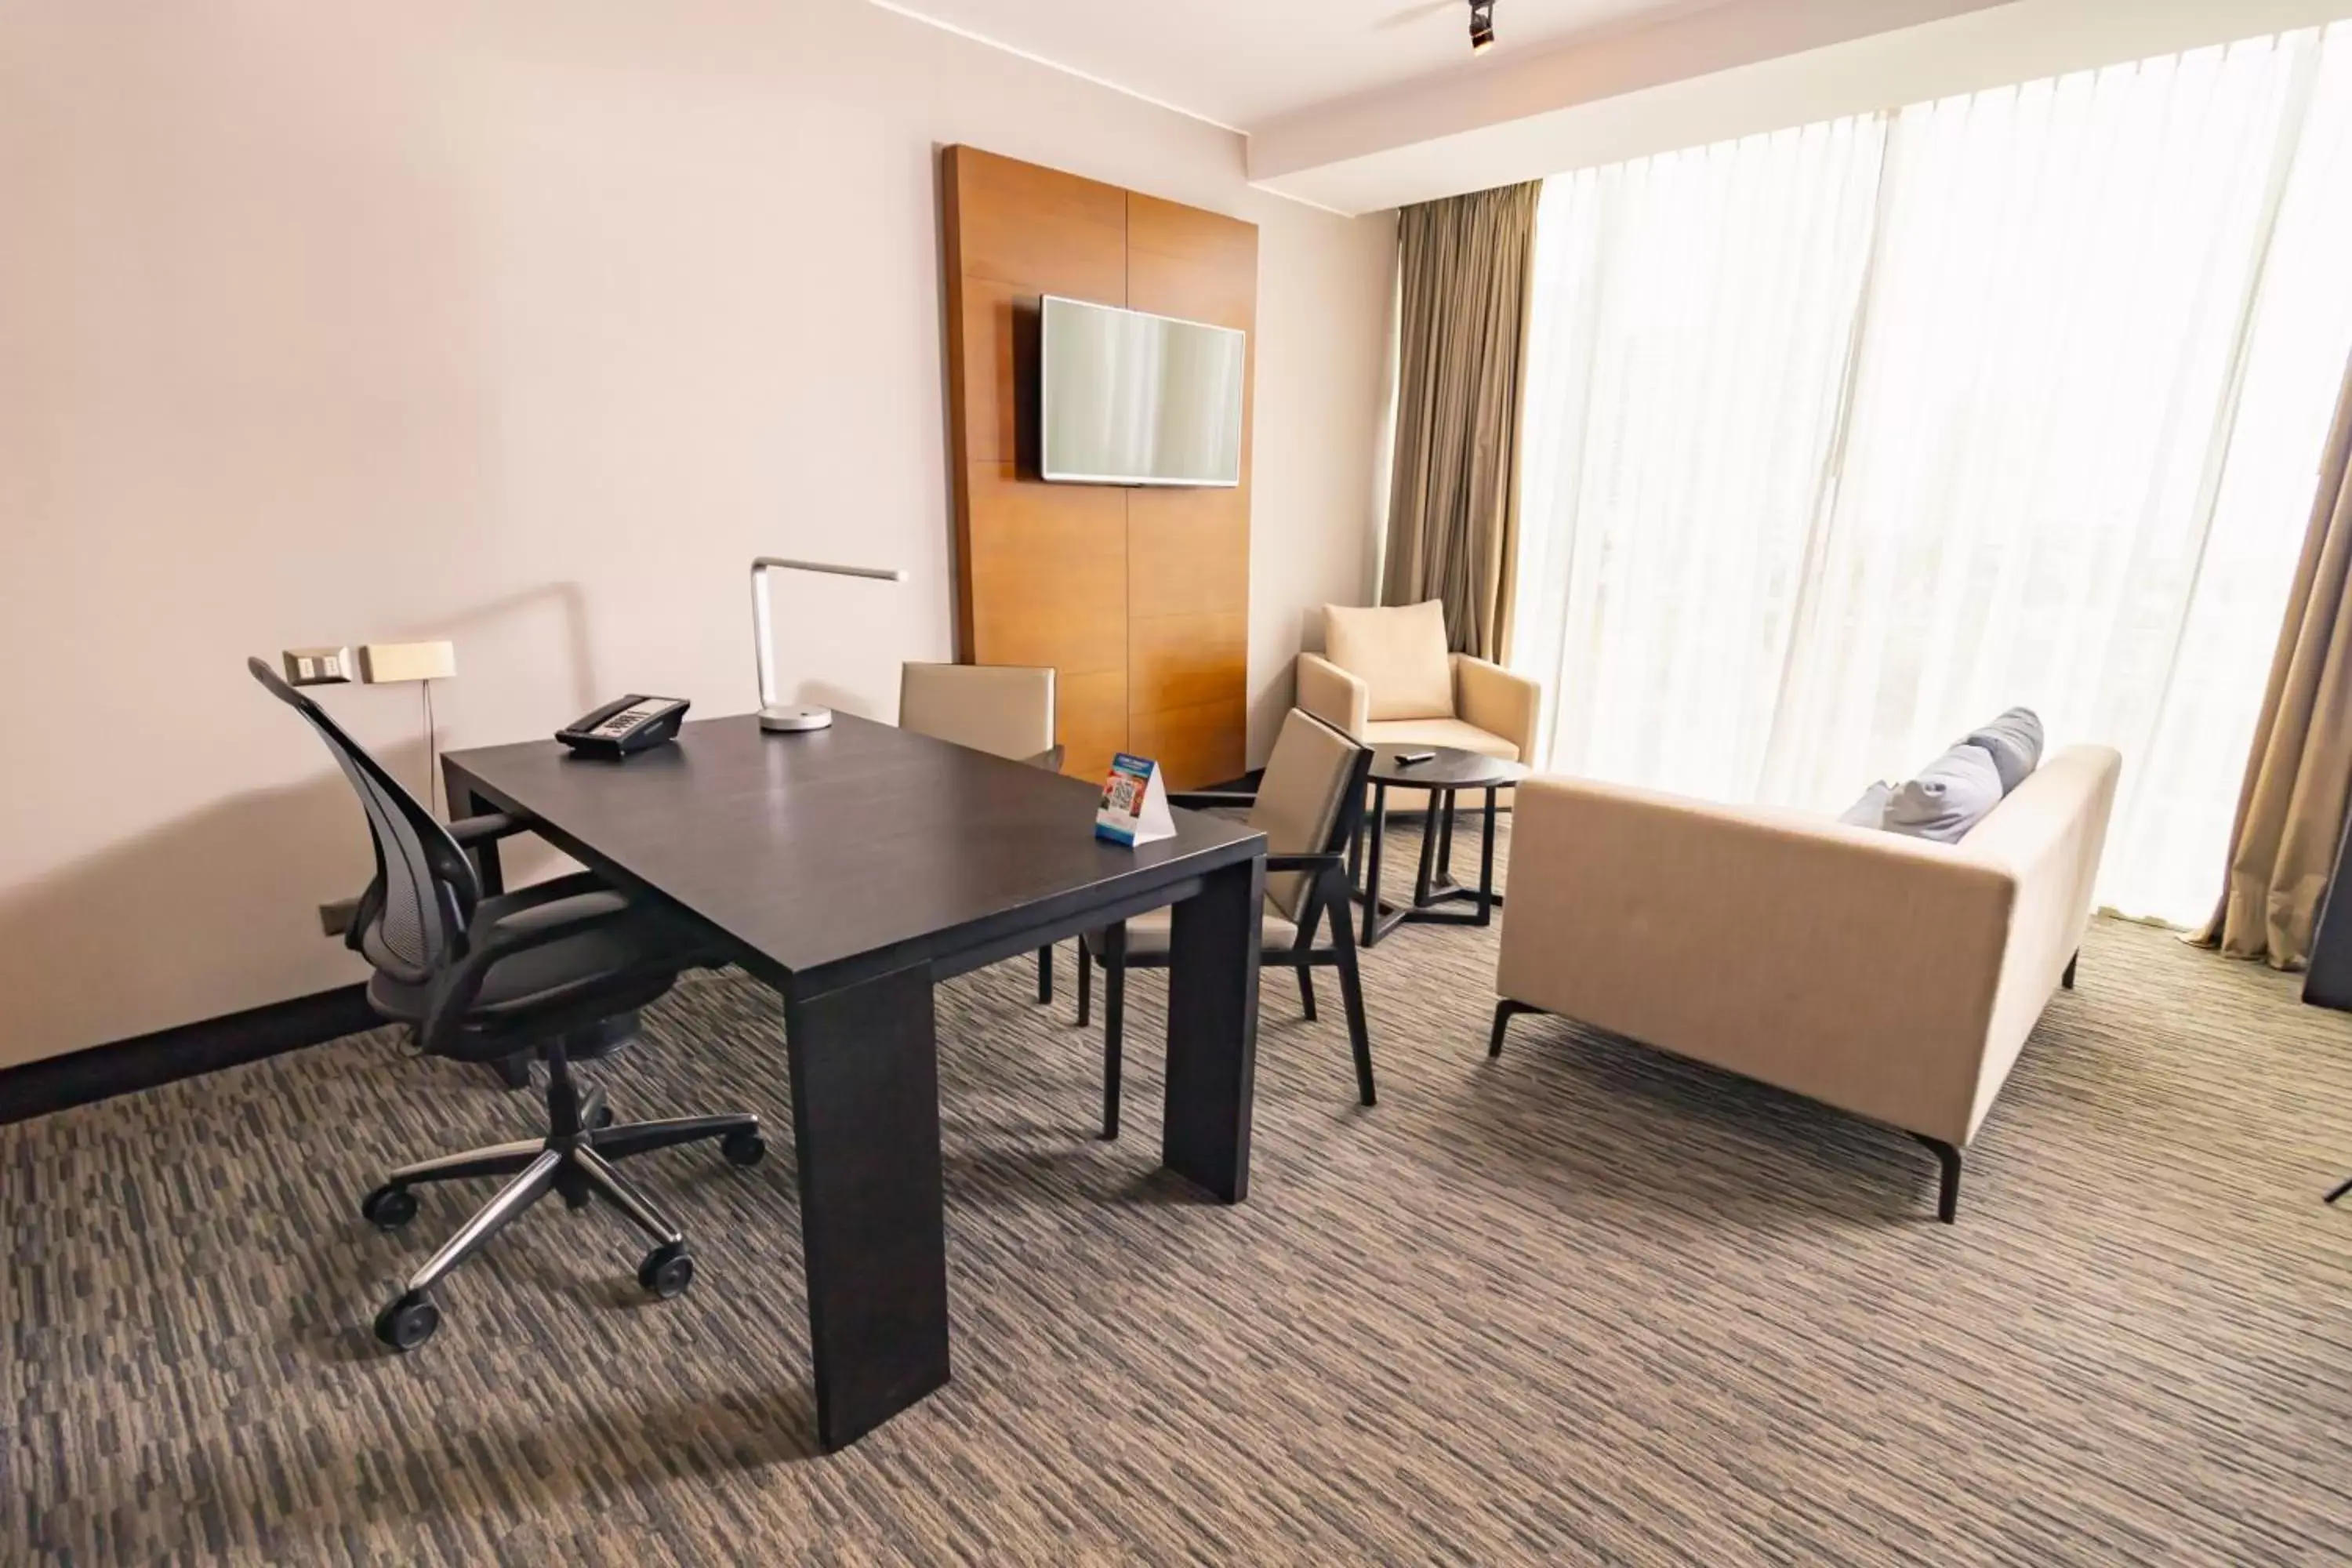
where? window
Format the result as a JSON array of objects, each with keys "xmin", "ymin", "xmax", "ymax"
[{"xmin": 1511, "ymin": 27, "xmax": 2352, "ymax": 924}]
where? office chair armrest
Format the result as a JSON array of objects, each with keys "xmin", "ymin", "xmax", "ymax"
[
  {"xmin": 446, "ymin": 811, "xmax": 529, "ymax": 847},
  {"xmin": 1265, "ymin": 851, "xmax": 1345, "ymax": 874},
  {"xmin": 1169, "ymin": 789, "xmax": 1258, "ymax": 811}
]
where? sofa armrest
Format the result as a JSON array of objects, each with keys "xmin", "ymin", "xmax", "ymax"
[
  {"xmin": 1497, "ymin": 775, "xmax": 2017, "ymax": 1145},
  {"xmin": 1949, "ymin": 745, "xmax": 2122, "ymax": 1134},
  {"xmin": 1453, "ymin": 655, "xmax": 1541, "ymax": 760},
  {"xmin": 1296, "ymin": 652, "xmax": 1369, "ymax": 739}
]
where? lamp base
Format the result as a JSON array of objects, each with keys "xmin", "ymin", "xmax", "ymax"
[{"xmin": 758, "ymin": 704, "xmax": 834, "ymax": 732}]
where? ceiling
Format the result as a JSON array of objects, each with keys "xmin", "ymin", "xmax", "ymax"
[
  {"xmin": 874, "ymin": 0, "xmax": 2352, "ymax": 214},
  {"xmin": 869, "ymin": 0, "xmax": 1733, "ymax": 129}
]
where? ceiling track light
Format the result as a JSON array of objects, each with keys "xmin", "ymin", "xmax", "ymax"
[{"xmin": 1469, "ymin": 0, "xmax": 1497, "ymax": 55}]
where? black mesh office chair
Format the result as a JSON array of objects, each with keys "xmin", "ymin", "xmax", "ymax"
[{"xmin": 249, "ymin": 659, "xmax": 764, "ymax": 1352}]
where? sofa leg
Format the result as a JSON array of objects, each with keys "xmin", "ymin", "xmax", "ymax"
[
  {"xmin": 1487, "ymin": 998, "xmax": 1543, "ymax": 1059},
  {"xmin": 2063, "ymin": 949, "xmax": 2078, "ymax": 990},
  {"xmin": 1913, "ymin": 1134, "xmax": 1962, "ymax": 1223},
  {"xmin": 2327, "ymin": 1173, "xmax": 2352, "ymax": 1206}
]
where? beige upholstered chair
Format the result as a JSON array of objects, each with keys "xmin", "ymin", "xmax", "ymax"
[
  {"xmin": 1295, "ymin": 601, "xmax": 1541, "ymax": 808},
  {"xmin": 898, "ymin": 662, "xmax": 1058, "ymax": 767},
  {"xmin": 898, "ymin": 662, "xmax": 1064, "ymax": 999},
  {"xmin": 1077, "ymin": 710, "xmax": 1376, "ymax": 1138}
]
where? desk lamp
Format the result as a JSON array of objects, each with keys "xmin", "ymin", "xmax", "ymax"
[{"xmin": 750, "ymin": 556, "xmax": 906, "ymax": 732}]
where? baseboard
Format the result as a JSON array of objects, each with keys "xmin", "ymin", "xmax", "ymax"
[{"xmin": 0, "ymin": 983, "xmax": 379, "ymax": 1128}]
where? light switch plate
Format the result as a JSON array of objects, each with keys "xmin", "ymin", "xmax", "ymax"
[
  {"xmin": 358, "ymin": 640, "xmax": 456, "ymax": 684},
  {"xmin": 281, "ymin": 646, "xmax": 354, "ymax": 687}
]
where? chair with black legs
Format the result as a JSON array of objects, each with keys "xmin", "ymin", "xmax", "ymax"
[
  {"xmin": 248, "ymin": 658, "xmax": 765, "ymax": 1352},
  {"xmin": 898, "ymin": 661, "xmax": 1065, "ymax": 1002},
  {"xmin": 1076, "ymin": 709, "xmax": 1377, "ymax": 1138}
]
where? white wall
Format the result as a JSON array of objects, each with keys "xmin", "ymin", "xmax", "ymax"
[{"xmin": 0, "ymin": 0, "xmax": 1397, "ymax": 1065}]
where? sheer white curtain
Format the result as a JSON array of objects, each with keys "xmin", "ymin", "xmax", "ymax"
[
  {"xmin": 1511, "ymin": 27, "xmax": 2352, "ymax": 924},
  {"xmin": 1515, "ymin": 116, "xmax": 1886, "ymax": 797}
]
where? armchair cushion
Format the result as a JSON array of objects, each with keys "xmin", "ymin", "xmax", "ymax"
[
  {"xmin": 1085, "ymin": 906, "xmax": 1299, "ymax": 958},
  {"xmin": 1325, "ymin": 601, "xmax": 1455, "ymax": 722},
  {"xmin": 1360, "ymin": 717, "xmax": 1519, "ymax": 761}
]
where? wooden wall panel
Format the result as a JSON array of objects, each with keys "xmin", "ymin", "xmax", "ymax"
[
  {"xmin": 942, "ymin": 145, "xmax": 1255, "ymax": 789},
  {"xmin": 1121, "ymin": 191, "xmax": 1258, "ymax": 788}
]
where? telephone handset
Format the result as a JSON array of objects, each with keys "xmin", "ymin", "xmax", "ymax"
[{"xmin": 555, "ymin": 695, "xmax": 691, "ymax": 758}]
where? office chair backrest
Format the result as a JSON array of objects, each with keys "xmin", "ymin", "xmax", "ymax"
[
  {"xmin": 247, "ymin": 657, "xmax": 477, "ymax": 983},
  {"xmin": 899, "ymin": 662, "xmax": 1057, "ymax": 762},
  {"xmin": 1253, "ymin": 710, "xmax": 1367, "ymax": 922}
]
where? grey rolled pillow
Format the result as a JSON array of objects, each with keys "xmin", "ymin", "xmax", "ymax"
[
  {"xmin": 1838, "ymin": 782, "xmax": 1894, "ymax": 829},
  {"xmin": 1962, "ymin": 706, "xmax": 2044, "ymax": 795},
  {"xmin": 1884, "ymin": 743, "xmax": 2005, "ymax": 844}
]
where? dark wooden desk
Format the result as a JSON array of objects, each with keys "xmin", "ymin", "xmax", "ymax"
[{"xmin": 442, "ymin": 714, "xmax": 1265, "ymax": 1450}]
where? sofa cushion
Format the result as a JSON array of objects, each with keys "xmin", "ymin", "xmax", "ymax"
[
  {"xmin": 1884, "ymin": 743, "xmax": 2005, "ymax": 844},
  {"xmin": 1838, "ymin": 782, "xmax": 1894, "ymax": 829},
  {"xmin": 1325, "ymin": 601, "xmax": 1455, "ymax": 722},
  {"xmin": 1962, "ymin": 706, "xmax": 2045, "ymax": 795}
]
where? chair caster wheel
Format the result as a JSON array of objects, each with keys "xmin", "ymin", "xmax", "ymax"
[
  {"xmin": 375, "ymin": 1290, "xmax": 440, "ymax": 1351},
  {"xmin": 637, "ymin": 1242, "xmax": 694, "ymax": 1300},
  {"xmin": 361, "ymin": 1186, "xmax": 418, "ymax": 1230},
  {"xmin": 721, "ymin": 1129, "xmax": 766, "ymax": 1167},
  {"xmin": 591, "ymin": 1105, "xmax": 615, "ymax": 1130}
]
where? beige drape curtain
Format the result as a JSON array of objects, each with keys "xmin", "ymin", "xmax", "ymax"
[
  {"xmin": 1381, "ymin": 180, "xmax": 1543, "ymax": 661},
  {"xmin": 2198, "ymin": 350, "xmax": 2352, "ymax": 969}
]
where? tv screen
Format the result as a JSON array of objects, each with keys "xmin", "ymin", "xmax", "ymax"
[{"xmin": 1039, "ymin": 296, "xmax": 1247, "ymax": 487}]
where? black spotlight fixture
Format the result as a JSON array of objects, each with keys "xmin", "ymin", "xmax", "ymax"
[{"xmin": 1469, "ymin": 0, "xmax": 1497, "ymax": 55}]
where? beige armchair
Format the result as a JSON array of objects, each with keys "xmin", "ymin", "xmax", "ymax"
[{"xmin": 1295, "ymin": 601, "xmax": 1542, "ymax": 807}]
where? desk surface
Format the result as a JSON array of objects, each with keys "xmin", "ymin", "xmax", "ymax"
[{"xmin": 445, "ymin": 713, "xmax": 1263, "ymax": 994}]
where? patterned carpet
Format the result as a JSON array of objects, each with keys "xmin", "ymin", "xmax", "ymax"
[{"xmin": 6, "ymin": 817, "xmax": 2352, "ymax": 1565}]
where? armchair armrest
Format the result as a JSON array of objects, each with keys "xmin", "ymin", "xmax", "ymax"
[
  {"xmin": 1170, "ymin": 789, "xmax": 1258, "ymax": 811},
  {"xmin": 1497, "ymin": 775, "xmax": 2016, "ymax": 1145},
  {"xmin": 1452, "ymin": 655, "xmax": 1541, "ymax": 760},
  {"xmin": 1296, "ymin": 652, "xmax": 1369, "ymax": 739},
  {"xmin": 448, "ymin": 811, "xmax": 529, "ymax": 848},
  {"xmin": 1264, "ymin": 851, "xmax": 1345, "ymax": 873}
]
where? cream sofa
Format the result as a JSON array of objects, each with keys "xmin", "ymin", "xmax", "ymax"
[
  {"xmin": 1296, "ymin": 601, "xmax": 1541, "ymax": 809},
  {"xmin": 1488, "ymin": 745, "xmax": 2122, "ymax": 1221}
]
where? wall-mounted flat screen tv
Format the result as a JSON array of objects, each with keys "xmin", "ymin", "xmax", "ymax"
[{"xmin": 1039, "ymin": 295, "xmax": 1247, "ymax": 488}]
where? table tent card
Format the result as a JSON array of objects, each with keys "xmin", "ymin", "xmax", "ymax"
[{"xmin": 1096, "ymin": 753, "xmax": 1177, "ymax": 848}]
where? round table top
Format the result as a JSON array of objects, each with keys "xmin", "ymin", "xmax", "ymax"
[{"xmin": 1365, "ymin": 744, "xmax": 1532, "ymax": 790}]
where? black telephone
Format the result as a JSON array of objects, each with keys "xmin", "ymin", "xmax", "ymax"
[{"xmin": 555, "ymin": 695, "xmax": 691, "ymax": 758}]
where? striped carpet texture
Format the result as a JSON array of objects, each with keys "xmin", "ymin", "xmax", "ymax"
[{"xmin": 6, "ymin": 818, "xmax": 2352, "ymax": 1564}]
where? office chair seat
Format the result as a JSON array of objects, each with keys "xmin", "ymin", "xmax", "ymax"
[{"xmin": 365, "ymin": 876, "xmax": 686, "ymax": 1043}]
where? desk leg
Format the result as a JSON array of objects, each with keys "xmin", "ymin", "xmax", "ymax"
[
  {"xmin": 784, "ymin": 962, "xmax": 949, "ymax": 1450},
  {"xmin": 1163, "ymin": 855, "xmax": 1262, "ymax": 1203}
]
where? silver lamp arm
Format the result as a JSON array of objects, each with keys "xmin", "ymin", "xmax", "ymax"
[{"xmin": 750, "ymin": 556, "xmax": 906, "ymax": 732}]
